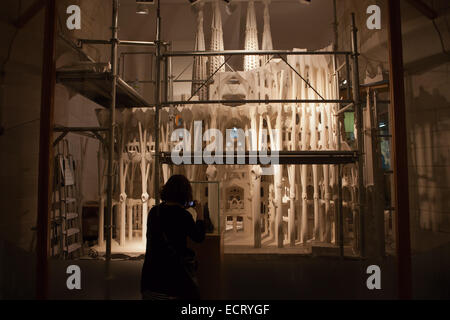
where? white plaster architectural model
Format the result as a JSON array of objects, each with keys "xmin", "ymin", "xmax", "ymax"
[{"xmin": 93, "ymin": 0, "xmax": 383, "ymax": 253}]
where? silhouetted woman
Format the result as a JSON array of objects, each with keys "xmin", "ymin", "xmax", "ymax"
[{"xmin": 141, "ymin": 174, "xmax": 205, "ymax": 300}]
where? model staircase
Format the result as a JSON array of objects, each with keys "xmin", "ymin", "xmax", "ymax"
[{"xmin": 51, "ymin": 139, "xmax": 83, "ymax": 258}]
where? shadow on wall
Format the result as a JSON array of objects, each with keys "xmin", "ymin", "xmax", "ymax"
[
  {"xmin": 408, "ymin": 83, "xmax": 450, "ymax": 251},
  {"xmin": 0, "ymin": 239, "xmax": 36, "ymax": 299},
  {"xmin": 412, "ymin": 241, "xmax": 450, "ymax": 299}
]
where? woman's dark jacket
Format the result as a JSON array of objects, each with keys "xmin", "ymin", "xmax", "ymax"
[{"xmin": 140, "ymin": 203, "xmax": 205, "ymax": 298}]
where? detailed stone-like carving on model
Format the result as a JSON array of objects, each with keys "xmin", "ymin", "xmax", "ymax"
[{"xmin": 94, "ymin": 0, "xmax": 367, "ymax": 253}]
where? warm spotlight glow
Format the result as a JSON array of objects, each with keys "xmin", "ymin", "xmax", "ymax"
[{"xmin": 136, "ymin": 4, "xmax": 149, "ymax": 15}]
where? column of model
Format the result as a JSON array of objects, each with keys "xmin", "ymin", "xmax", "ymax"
[
  {"xmin": 287, "ymin": 73, "xmax": 298, "ymax": 246},
  {"xmin": 178, "ymin": 107, "xmax": 201, "ymax": 192},
  {"xmin": 264, "ymin": 67, "xmax": 285, "ymax": 247},
  {"xmin": 160, "ymin": 112, "xmax": 171, "ymax": 184},
  {"xmin": 206, "ymin": 164, "xmax": 219, "ymax": 232},
  {"xmin": 299, "ymin": 59, "xmax": 310, "ymax": 244},
  {"xmin": 309, "ymin": 65, "xmax": 321, "ymax": 241},
  {"xmin": 118, "ymin": 110, "xmax": 132, "ymax": 246},
  {"xmin": 124, "ymin": 131, "xmax": 144, "ymax": 245},
  {"xmin": 249, "ymin": 106, "xmax": 262, "ymax": 247},
  {"xmin": 325, "ymin": 68, "xmax": 337, "ymax": 243},
  {"xmin": 126, "ymin": 155, "xmax": 137, "ymax": 242},
  {"xmin": 136, "ymin": 110, "xmax": 153, "ymax": 245},
  {"xmin": 317, "ymin": 65, "xmax": 330, "ymax": 242},
  {"xmin": 205, "ymin": 107, "xmax": 220, "ymax": 232}
]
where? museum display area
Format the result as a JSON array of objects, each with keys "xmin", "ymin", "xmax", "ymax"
[
  {"xmin": 1, "ymin": 0, "xmax": 449, "ymax": 300},
  {"xmin": 49, "ymin": 0, "xmax": 393, "ymax": 259}
]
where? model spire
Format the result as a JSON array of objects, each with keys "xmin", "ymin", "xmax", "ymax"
[
  {"xmin": 210, "ymin": 0, "xmax": 225, "ymax": 77},
  {"xmin": 192, "ymin": 2, "xmax": 208, "ymax": 100},
  {"xmin": 244, "ymin": 0, "xmax": 259, "ymax": 71},
  {"xmin": 261, "ymin": 0, "xmax": 273, "ymax": 66}
]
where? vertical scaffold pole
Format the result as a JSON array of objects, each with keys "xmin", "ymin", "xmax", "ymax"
[
  {"xmin": 351, "ymin": 13, "xmax": 365, "ymax": 258},
  {"xmin": 168, "ymin": 42, "xmax": 173, "ymax": 102},
  {"xmin": 333, "ymin": 0, "xmax": 344, "ymax": 258},
  {"xmin": 105, "ymin": 0, "xmax": 119, "ymax": 296},
  {"xmin": 154, "ymin": 0, "xmax": 161, "ymax": 204}
]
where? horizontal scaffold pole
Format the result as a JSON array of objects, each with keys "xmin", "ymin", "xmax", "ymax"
[
  {"xmin": 77, "ymin": 39, "xmax": 169, "ymax": 47},
  {"xmin": 53, "ymin": 126, "xmax": 109, "ymax": 132},
  {"xmin": 163, "ymin": 50, "xmax": 352, "ymax": 57},
  {"xmin": 159, "ymin": 151, "xmax": 358, "ymax": 165},
  {"xmin": 162, "ymin": 99, "xmax": 353, "ymax": 105}
]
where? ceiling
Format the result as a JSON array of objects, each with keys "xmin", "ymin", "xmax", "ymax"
[{"xmin": 118, "ymin": 0, "xmax": 335, "ymax": 51}]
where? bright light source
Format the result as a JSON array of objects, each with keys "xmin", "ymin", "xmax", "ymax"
[
  {"xmin": 136, "ymin": 4, "xmax": 149, "ymax": 14},
  {"xmin": 230, "ymin": 127, "xmax": 239, "ymax": 139}
]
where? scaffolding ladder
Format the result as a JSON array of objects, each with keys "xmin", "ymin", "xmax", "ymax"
[{"xmin": 51, "ymin": 139, "xmax": 83, "ymax": 258}]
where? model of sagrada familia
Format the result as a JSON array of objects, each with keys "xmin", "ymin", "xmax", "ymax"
[{"xmin": 94, "ymin": 0, "xmax": 387, "ymax": 254}]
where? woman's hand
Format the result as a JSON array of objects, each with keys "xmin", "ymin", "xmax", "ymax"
[{"xmin": 194, "ymin": 201, "xmax": 204, "ymax": 221}]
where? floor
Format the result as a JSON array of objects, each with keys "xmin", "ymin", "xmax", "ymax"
[
  {"xmin": 1, "ymin": 237, "xmax": 450, "ymax": 299},
  {"xmin": 46, "ymin": 254, "xmax": 397, "ymax": 300}
]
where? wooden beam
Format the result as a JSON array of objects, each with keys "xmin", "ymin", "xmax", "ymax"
[
  {"xmin": 37, "ymin": 0, "xmax": 56, "ymax": 300},
  {"xmin": 387, "ymin": 0, "xmax": 413, "ymax": 300},
  {"xmin": 406, "ymin": 0, "xmax": 438, "ymax": 20}
]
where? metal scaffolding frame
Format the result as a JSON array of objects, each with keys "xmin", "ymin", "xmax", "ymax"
[
  {"xmin": 158, "ymin": 13, "xmax": 364, "ymax": 257},
  {"xmin": 52, "ymin": 0, "xmax": 366, "ymax": 265},
  {"xmin": 163, "ymin": 49, "xmax": 353, "ymax": 56},
  {"xmin": 52, "ymin": 126, "xmax": 108, "ymax": 147},
  {"xmin": 163, "ymin": 99, "xmax": 353, "ymax": 105},
  {"xmin": 50, "ymin": 1, "xmax": 164, "ymax": 279},
  {"xmin": 159, "ymin": 150, "xmax": 359, "ymax": 165}
]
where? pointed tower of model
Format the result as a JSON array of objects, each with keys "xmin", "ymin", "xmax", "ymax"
[
  {"xmin": 244, "ymin": 0, "xmax": 259, "ymax": 71},
  {"xmin": 192, "ymin": 2, "xmax": 208, "ymax": 100},
  {"xmin": 210, "ymin": 0, "xmax": 225, "ymax": 77},
  {"xmin": 261, "ymin": 0, "xmax": 273, "ymax": 66}
]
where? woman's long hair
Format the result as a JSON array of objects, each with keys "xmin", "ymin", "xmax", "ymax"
[{"xmin": 160, "ymin": 174, "xmax": 193, "ymax": 206}]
